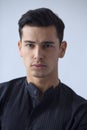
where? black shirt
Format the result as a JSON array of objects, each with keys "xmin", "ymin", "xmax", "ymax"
[{"xmin": 0, "ymin": 77, "xmax": 87, "ymax": 130}]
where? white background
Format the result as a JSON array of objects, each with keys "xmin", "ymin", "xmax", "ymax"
[{"xmin": 0, "ymin": 0, "xmax": 87, "ymax": 99}]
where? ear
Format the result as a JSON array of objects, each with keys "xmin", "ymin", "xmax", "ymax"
[
  {"xmin": 18, "ymin": 40, "xmax": 23, "ymax": 57},
  {"xmin": 59, "ymin": 41, "xmax": 67, "ymax": 58}
]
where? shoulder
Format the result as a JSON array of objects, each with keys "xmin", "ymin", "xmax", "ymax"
[
  {"xmin": 59, "ymin": 82, "xmax": 87, "ymax": 112},
  {"xmin": 0, "ymin": 76, "xmax": 26, "ymax": 85},
  {"xmin": 59, "ymin": 82, "xmax": 87, "ymax": 128},
  {"xmin": 60, "ymin": 82, "xmax": 86, "ymax": 103},
  {"xmin": 0, "ymin": 77, "xmax": 26, "ymax": 90},
  {"xmin": 60, "ymin": 82, "xmax": 87, "ymax": 127},
  {"xmin": 0, "ymin": 77, "xmax": 26, "ymax": 102}
]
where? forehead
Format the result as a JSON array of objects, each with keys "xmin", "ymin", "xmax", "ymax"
[{"xmin": 22, "ymin": 25, "xmax": 59, "ymax": 41}]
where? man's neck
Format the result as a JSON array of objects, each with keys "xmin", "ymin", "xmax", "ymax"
[{"xmin": 27, "ymin": 76, "xmax": 59, "ymax": 93}]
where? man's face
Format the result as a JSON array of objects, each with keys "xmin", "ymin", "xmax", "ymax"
[{"xmin": 18, "ymin": 25, "xmax": 66, "ymax": 79}]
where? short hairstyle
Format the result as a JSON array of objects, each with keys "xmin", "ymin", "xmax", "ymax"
[{"xmin": 18, "ymin": 8, "xmax": 65, "ymax": 42}]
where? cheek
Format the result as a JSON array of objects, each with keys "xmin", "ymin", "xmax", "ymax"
[
  {"xmin": 22, "ymin": 51, "xmax": 30, "ymax": 64},
  {"xmin": 47, "ymin": 54, "xmax": 58, "ymax": 66},
  {"xmin": 22, "ymin": 48, "xmax": 30, "ymax": 58},
  {"xmin": 49, "ymin": 50, "xmax": 59, "ymax": 60}
]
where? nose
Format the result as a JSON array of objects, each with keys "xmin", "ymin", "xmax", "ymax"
[{"xmin": 33, "ymin": 46, "xmax": 44, "ymax": 61}]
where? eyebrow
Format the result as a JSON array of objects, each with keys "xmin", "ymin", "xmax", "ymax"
[{"xmin": 24, "ymin": 40, "xmax": 55, "ymax": 44}]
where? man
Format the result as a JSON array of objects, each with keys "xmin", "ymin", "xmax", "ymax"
[{"xmin": 0, "ymin": 8, "xmax": 87, "ymax": 130}]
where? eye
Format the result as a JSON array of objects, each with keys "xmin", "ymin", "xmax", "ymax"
[
  {"xmin": 43, "ymin": 43, "xmax": 53, "ymax": 49},
  {"xmin": 26, "ymin": 43, "xmax": 35, "ymax": 48}
]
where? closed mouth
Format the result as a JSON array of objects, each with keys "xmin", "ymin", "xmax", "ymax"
[{"xmin": 31, "ymin": 64, "xmax": 47, "ymax": 68}]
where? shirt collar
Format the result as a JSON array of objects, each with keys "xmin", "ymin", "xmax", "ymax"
[{"xmin": 25, "ymin": 79, "xmax": 61, "ymax": 108}]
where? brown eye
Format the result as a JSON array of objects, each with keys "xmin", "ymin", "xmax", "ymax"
[
  {"xmin": 26, "ymin": 43, "xmax": 35, "ymax": 48},
  {"xmin": 43, "ymin": 43, "xmax": 52, "ymax": 48}
]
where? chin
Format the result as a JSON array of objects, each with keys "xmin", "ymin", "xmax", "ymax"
[{"xmin": 32, "ymin": 73, "xmax": 48, "ymax": 78}]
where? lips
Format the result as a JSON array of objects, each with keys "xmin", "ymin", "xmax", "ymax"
[{"xmin": 31, "ymin": 64, "xmax": 47, "ymax": 69}]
